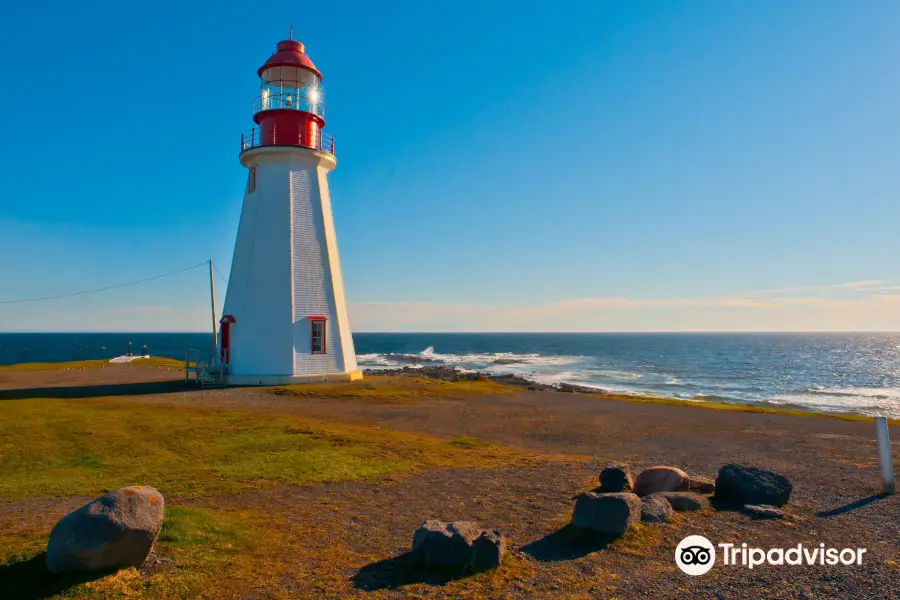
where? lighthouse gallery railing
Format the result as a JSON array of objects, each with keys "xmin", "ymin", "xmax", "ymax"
[{"xmin": 240, "ymin": 127, "xmax": 335, "ymax": 155}]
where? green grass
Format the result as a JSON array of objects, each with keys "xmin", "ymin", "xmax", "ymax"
[
  {"xmin": 0, "ymin": 360, "xmax": 111, "ymax": 371},
  {"xmin": 0, "ymin": 393, "xmax": 562, "ymax": 599},
  {"xmin": 0, "ymin": 396, "xmax": 535, "ymax": 499},
  {"xmin": 592, "ymin": 391, "xmax": 900, "ymax": 425},
  {"xmin": 449, "ymin": 436, "xmax": 494, "ymax": 448},
  {"xmin": 272, "ymin": 376, "xmax": 517, "ymax": 403},
  {"xmin": 0, "ymin": 357, "xmax": 187, "ymax": 371}
]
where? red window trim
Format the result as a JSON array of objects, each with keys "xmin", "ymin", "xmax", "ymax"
[{"xmin": 310, "ymin": 317, "xmax": 327, "ymax": 355}]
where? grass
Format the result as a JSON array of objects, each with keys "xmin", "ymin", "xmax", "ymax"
[
  {"xmin": 0, "ymin": 360, "xmax": 111, "ymax": 371},
  {"xmin": 0, "ymin": 396, "xmax": 539, "ymax": 499},
  {"xmin": 592, "ymin": 391, "xmax": 900, "ymax": 425},
  {"xmin": 0, "ymin": 357, "xmax": 188, "ymax": 371},
  {"xmin": 0, "ymin": 392, "xmax": 569, "ymax": 598},
  {"xmin": 272, "ymin": 376, "xmax": 517, "ymax": 403}
]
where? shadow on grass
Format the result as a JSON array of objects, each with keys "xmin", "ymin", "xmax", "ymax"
[
  {"xmin": 0, "ymin": 380, "xmax": 190, "ymax": 401},
  {"xmin": 816, "ymin": 493, "xmax": 887, "ymax": 518},
  {"xmin": 0, "ymin": 553, "xmax": 114, "ymax": 600},
  {"xmin": 352, "ymin": 552, "xmax": 488, "ymax": 591},
  {"xmin": 520, "ymin": 524, "xmax": 615, "ymax": 562}
]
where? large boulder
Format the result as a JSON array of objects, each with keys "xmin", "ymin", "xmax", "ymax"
[
  {"xmin": 648, "ymin": 491, "xmax": 709, "ymax": 512},
  {"xmin": 689, "ymin": 475, "xmax": 716, "ymax": 494},
  {"xmin": 715, "ymin": 464, "xmax": 793, "ymax": 507},
  {"xmin": 599, "ymin": 464, "xmax": 633, "ymax": 493},
  {"xmin": 571, "ymin": 492, "xmax": 641, "ymax": 535},
  {"xmin": 471, "ymin": 529, "xmax": 507, "ymax": 569},
  {"xmin": 46, "ymin": 486, "xmax": 164, "ymax": 573},
  {"xmin": 633, "ymin": 466, "xmax": 690, "ymax": 497},
  {"xmin": 411, "ymin": 520, "xmax": 506, "ymax": 568},
  {"xmin": 640, "ymin": 495, "xmax": 674, "ymax": 523}
]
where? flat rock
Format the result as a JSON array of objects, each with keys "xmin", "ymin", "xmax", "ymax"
[
  {"xmin": 634, "ymin": 466, "xmax": 690, "ymax": 496},
  {"xmin": 689, "ymin": 475, "xmax": 716, "ymax": 494},
  {"xmin": 648, "ymin": 491, "xmax": 710, "ymax": 511},
  {"xmin": 571, "ymin": 492, "xmax": 641, "ymax": 535},
  {"xmin": 411, "ymin": 520, "xmax": 506, "ymax": 568},
  {"xmin": 640, "ymin": 495, "xmax": 674, "ymax": 523},
  {"xmin": 715, "ymin": 464, "xmax": 793, "ymax": 507},
  {"xmin": 46, "ymin": 486, "xmax": 164, "ymax": 573},
  {"xmin": 599, "ymin": 464, "xmax": 633, "ymax": 493},
  {"xmin": 743, "ymin": 504, "xmax": 785, "ymax": 519}
]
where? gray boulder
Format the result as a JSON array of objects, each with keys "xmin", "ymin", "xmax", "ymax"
[
  {"xmin": 411, "ymin": 520, "xmax": 506, "ymax": 568},
  {"xmin": 633, "ymin": 466, "xmax": 690, "ymax": 497},
  {"xmin": 648, "ymin": 491, "xmax": 709, "ymax": 512},
  {"xmin": 640, "ymin": 495, "xmax": 674, "ymax": 523},
  {"xmin": 571, "ymin": 492, "xmax": 641, "ymax": 535},
  {"xmin": 715, "ymin": 464, "xmax": 793, "ymax": 507},
  {"xmin": 599, "ymin": 464, "xmax": 633, "ymax": 493},
  {"xmin": 471, "ymin": 529, "xmax": 507, "ymax": 569},
  {"xmin": 743, "ymin": 504, "xmax": 785, "ymax": 519},
  {"xmin": 46, "ymin": 486, "xmax": 165, "ymax": 573},
  {"xmin": 689, "ymin": 475, "xmax": 716, "ymax": 494}
]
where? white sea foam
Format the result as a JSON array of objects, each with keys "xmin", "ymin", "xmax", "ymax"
[{"xmin": 354, "ymin": 346, "xmax": 900, "ymax": 418}]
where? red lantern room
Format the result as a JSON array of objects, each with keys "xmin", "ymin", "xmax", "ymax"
[{"xmin": 240, "ymin": 39, "xmax": 335, "ymax": 155}]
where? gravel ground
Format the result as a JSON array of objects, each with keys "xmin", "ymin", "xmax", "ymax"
[{"xmin": 2, "ymin": 367, "xmax": 898, "ymax": 598}]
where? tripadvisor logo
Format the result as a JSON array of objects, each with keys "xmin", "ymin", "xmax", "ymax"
[{"xmin": 675, "ymin": 535, "xmax": 868, "ymax": 576}]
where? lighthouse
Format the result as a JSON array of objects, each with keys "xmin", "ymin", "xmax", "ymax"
[{"xmin": 219, "ymin": 37, "xmax": 361, "ymax": 385}]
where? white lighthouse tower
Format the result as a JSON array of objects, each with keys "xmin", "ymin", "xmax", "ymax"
[{"xmin": 219, "ymin": 37, "xmax": 361, "ymax": 385}]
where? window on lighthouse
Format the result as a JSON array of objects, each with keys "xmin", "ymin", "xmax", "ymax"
[
  {"xmin": 311, "ymin": 319, "xmax": 326, "ymax": 354},
  {"xmin": 247, "ymin": 167, "xmax": 256, "ymax": 194}
]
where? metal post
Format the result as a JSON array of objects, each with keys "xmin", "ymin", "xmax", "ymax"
[
  {"xmin": 209, "ymin": 259, "xmax": 218, "ymax": 354},
  {"xmin": 875, "ymin": 417, "xmax": 895, "ymax": 495}
]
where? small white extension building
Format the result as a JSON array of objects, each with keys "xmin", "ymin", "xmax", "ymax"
[{"xmin": 219, "ymin": 37, "xmax": 361, "ymax": 385}]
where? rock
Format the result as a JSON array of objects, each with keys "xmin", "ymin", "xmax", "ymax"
[
  {"xmin": 689, "ymin": 475, "xmax": 716, "ymax": 494},
  {"xmin": 571, "ymin": 492, "xmax": 641, "ymax": 535},
  {"xmin": 649, "ymin": 491, "xmax": 709, "ymax": 512},
  {"xmin": 633, "ymin": 466, "xmax": 690, "ymax": 496},
  {"xmin": 640, "ymin": 496, "xmax": 674, "ymax": 523},
  {"xmin": 743, "ymin": 504, "xmax": 785, "ymax": 519},
  {"xmin": 715, "ymin": 464, "xmax": 793, "ymax": 507},
  {"xmin": 411, "ymin": 520, "xmax": 506, "ymax": 569},
  {"xmin": 599, "ymin": 464, "xmax": 633, "ymax": 493},
  {"xmin": 471, "ymin": 529, "xmax": 507, "ymax": 568},
  {"xmin": 46, "ymin": 486, "xmax": 164, "ymax": 573}
]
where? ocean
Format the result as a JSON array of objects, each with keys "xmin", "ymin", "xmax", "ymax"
[{"xmin": 2, "ymin": 332, "xmax": 898, "ymax": 419}]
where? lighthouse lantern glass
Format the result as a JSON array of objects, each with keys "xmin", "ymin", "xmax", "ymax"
[{"xmin": 259, "ymin": 66, "xmax": 323, "ymax": 117}]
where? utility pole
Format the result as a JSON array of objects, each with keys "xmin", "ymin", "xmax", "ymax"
[{"xmin": 209, "ymin": 259, "xmax": 218, "ymax": 352}]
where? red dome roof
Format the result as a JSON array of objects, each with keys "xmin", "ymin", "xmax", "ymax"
[{"xmin": 257, "ymin": 40, "xmax": 322, "ymax": 79}]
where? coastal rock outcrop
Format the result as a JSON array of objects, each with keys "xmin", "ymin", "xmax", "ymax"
[
  {"xmin": 46, "ymin": 486, "xmax": 164, "ymax": 573},
  {"xmin": 571, "ymin": 492, "xmax": 641, "ymax": 535},
  {"xmin": 640, "ymin": 495, "xmax": 674, "ymax": 523},
  {"xmin": 633, "ymin": 466, "xmax": 690, "ymax": 497},
  {"xmin": 715, "ymin": 464, "xmax": 793, "ymax": 507},
  {"xmin": 647, "ymin": 491, "xmax": 709, "ymax": 512},
  {"xmin": 689, "ymin": 475, "xmax": 716, "ymax": 494},
  {"xmin": 411, "ymin": 520, "xmax": 507, "ymax": 569},
  {"xmin": 599, "ymin": 464, "xmax": 633, "ymax": 493}
]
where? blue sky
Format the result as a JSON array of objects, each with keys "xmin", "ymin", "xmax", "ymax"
[{"xmin": 1, "ymin": 1, "xmax": 899, "ymax": 332}]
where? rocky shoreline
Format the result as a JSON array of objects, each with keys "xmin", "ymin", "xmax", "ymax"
[{"xmin": 362, "ymin": 365, "xmax": 600, "ymax": 394}]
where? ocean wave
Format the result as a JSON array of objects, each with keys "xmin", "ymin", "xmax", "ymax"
[{"xmin": 799, "ymin": 386, "xmax": 900, "ymax": 400}]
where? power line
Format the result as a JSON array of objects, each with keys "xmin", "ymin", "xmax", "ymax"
[
  {"xmin": 212, "ymin": 263, "xmax": 229, "ymax": 285},
  {"xmin": 0, "ymin": 262, "xmax": 210, "ymax": 305}
]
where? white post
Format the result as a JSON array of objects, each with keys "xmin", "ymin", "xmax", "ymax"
[
  {"xmin": 875, "ymin": 417, "xmax": 895, "ymax": 495},
  {"xmin": 209, "ymin": 259, "xmax": 218, "ymax": 354}
]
